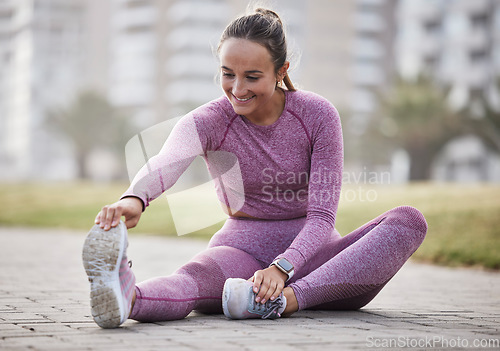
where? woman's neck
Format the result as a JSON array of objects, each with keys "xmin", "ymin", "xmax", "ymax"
[{"xmin": 244, "ymin": 88, "xmax": 285, "ymax": 126}]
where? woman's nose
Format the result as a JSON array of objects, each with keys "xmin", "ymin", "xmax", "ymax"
[{"xmin": 231, "ymin": 79, "xmax": 247, "ymax": 97}]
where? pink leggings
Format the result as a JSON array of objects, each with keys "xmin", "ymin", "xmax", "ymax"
[{"xmin": 130, "ymin": 206, "xmax": 427, "ymax": 321}]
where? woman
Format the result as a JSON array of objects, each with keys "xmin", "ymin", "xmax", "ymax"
[{"xmin": 82, "ymin": 8, "xmax": 427, "ymax": 329}]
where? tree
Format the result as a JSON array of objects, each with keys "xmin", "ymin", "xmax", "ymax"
[
  {"xmin": 379, "ymin": 75, "xmax": 464, "ymax": 181},
  {"xmin": 463, "ymin": 78, "xmax": 500, "ymax": 154},
  {"xmin": 47, "ymin": 91, "xmax": 133, "ymax": 179}
]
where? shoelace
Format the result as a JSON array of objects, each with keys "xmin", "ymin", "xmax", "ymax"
[{"xmin": 251, "ymin": 295, "xmax": 284, "ymax": 319}]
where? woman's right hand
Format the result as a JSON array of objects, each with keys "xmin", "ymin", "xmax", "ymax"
[{"xmin": 95, "ymin": 197, "xmax": 144, "ymax": 231}]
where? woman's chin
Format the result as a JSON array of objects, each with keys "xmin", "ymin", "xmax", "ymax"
[{"xmin": 230, "ymin": 103, "xmax": 253, "ymax": 116}]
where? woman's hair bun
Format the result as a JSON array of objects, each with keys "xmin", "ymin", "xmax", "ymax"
[{"xmin": 254, "ymin": 7, "xmax": 282, "ymax": 25}]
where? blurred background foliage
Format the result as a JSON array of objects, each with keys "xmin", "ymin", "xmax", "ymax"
[
  {"xmin": 47, "ymin": 91, "xmax": 134, "ymax": 179},
  {"xmin": 377, "ymin": 75, "xmax": 463, "ymax": 181},
  {"xmin": 463, "ymin": 78, "xmax": 500, "ymax": 155}
]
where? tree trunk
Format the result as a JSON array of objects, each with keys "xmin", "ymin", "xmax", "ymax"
[
  {"xmin": 76, "ymin": 151, "xmax": 89, "ymax": 179},
  {"xmin": 407, "ymin": 146, "xmax": 434, "ymax": 181}
]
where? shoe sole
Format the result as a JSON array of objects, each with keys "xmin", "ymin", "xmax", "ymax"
[
  {"xmin": 222, "ymin": 278, "xmax": 254, "ymax": 319},
  {"xmin": 82, "ymin": 223, "xmax": 126, "ymax": 328},
  {"xmin": 222, "ymin": 279, "xmax": 234, "ymax": 319}
]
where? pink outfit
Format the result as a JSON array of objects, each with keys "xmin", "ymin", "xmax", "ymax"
[{"xmin": 122, "ymin": 90, "xmax": 427, "ymax": 322}]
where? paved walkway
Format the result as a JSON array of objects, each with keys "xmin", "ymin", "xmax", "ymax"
[{"xmin": 0, "ymin": 227, "xmax": 499, "ymax": 350}]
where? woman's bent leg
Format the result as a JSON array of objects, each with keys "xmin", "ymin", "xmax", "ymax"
[
  {"xmin": 289, "ymin": 206, "xmax": 427, "ymax": 311},
  {"xmin": 130, "ymin": 246, "xmax": 262, "ymax": 322}
]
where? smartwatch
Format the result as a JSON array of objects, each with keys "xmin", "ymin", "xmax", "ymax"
[{"xmin": 270, "ymin": 258, "xmax": 294, "ymax": 282}]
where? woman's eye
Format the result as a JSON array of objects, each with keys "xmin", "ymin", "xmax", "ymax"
[{"xmin": 221, "ymin": 72, "xmax": 258, "ymax": 81}]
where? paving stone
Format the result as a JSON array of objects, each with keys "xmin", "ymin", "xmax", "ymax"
[{"xmin": 0, "ymin": 227, "xmax": 499, "ymax": 350}]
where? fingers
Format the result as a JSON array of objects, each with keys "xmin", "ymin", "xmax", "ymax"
[
  {"xmin": 262, "ymin": 280, "xmax": 284, "ymax": 304},
  {"xmin": 252, "ymin": 271, "xmax": 263, "ymax": 298},
  {"xmin": 252, "ymin": 268, "xmax": 286, "ymax": 304},
  {"xmin": 95, "ymin": 198, "xmax": 143, "ymax": 231},
  {"xmin": 95, "ymin": 211, "xmax": 102, "ymax": 224},
  {"xmin": 96, "ymin": 204, "xmax": 123, "ymax": 231}
]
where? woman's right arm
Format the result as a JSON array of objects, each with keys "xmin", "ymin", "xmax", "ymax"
[
  {"xmin": 95, "ymin": 196, "xmax": 143, "ymax": 231},
  {"xmin": 95, "ymin": 109, "xmax": 210, "ymax": 231}
]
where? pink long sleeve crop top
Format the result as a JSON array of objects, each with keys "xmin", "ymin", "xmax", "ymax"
[{"xmin": 122, "ymin": 89, "xmax": 344, "ymax": 273}]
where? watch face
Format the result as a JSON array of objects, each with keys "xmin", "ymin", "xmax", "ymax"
[{"xmin": 278, "ymin": 258, "xmax": 293, "ymax": 272}]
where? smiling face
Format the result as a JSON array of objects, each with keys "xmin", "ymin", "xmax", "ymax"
[{"xmin": 219, "ymin": 38, "xmax": 287, "ymax": 124}]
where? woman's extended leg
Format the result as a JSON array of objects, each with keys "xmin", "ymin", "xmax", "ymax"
[
  {"xmin": 288, "ymin": 205, "xmax": 427, "ymax": 311},
  {"xmin": 130, "ymin": 246, "xmax": 263, "ymax": 322}
]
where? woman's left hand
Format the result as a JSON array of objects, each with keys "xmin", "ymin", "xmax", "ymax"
[{"xmin": 249, "ymin": 266, "xmax": 288, "ymax": 304}]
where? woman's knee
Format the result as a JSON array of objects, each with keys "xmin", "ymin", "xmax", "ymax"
[
  {"xmin": 386, "ymin": 206, "xmax": 427, "ymax": 240},
  {"xmin": 188, "ymin": 245, "xmax": 262, "ymax": 279}
]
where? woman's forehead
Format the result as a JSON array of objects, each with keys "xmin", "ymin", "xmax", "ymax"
[{"xmin": 219, "ymin": 38, "xmax": 273, "ymax": 70}]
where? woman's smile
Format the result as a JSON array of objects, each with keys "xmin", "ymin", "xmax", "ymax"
[{"xmin": 232, "ymin": 94, "xmax": 256, "ymax": 103}]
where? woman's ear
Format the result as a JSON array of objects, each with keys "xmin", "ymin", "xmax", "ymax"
[{"xmin": 277, "ymin": 61, "xmax": 290, "ymax": 81}]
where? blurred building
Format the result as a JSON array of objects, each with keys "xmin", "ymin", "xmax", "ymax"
[
  {"xmin": 0, "ymin": 0, "xmax": 399, "ymax": 180},
  {"xmin": 295, "ymin": 0, "xmax": 397, "ymax": 179},
  {"xmin": 396, "ymin": 0, "xmax": 500, "ymax": 182},
  {"xmin": 4, "ymin": 0, "xmax": 496, "ymax": 182},
  {"xmin": 107, "ymin": 0, "xmax": 398, "ymax": 125},
  {"xmin": 397, "ymin": 0, "xmax": 499, "ymax": 107},
  {"xmin": 0, "ymin": 0, "xmax": 110, "ymax": 180},
  {"xmin": 108, "ymin": 0, "xmax": 398, "ymax": 121},
  {"xmin": 300, "ymin": 0, "xmax": 397, "ymax": 131},
  {"xmin": 108, "ymin": 0, "xmax": 248, "ymax": 129}
]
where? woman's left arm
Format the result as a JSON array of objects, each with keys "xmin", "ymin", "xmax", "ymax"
[
  {"xmin": 277, "ymin": 104, "xmax": 344, "ymax": 271},
  {"xmin": 251, "ymin": 102, "xmax": 344, "ymax": 303}
]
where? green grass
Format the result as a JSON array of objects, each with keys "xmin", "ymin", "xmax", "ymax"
[
  {"xmin": 0, "ymin": 181, "xmax": 224, "ymax": 238},
  {"xmin": 336, "ymin": 183, "xmax": 500, "ymax": 270},
  {"xmin": 0, "ymin": 182, "xmax": 499, "ymax": 269}
]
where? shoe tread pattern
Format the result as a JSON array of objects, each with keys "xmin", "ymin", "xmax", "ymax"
[{"xmin": 82, "ymin": 225, "xmax": 123, "ymax": 328}]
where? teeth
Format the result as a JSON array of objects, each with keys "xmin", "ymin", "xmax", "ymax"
[{"xmin": 234, "ymin": 96, "xmax": 253, "ymax": 102}]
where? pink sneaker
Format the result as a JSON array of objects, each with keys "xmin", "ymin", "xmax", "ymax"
[
  {"xmin": 82, "ymin": 221, "xmax": 136, "ymax": 328},
  {"xmin": 222, "ymin": 278, "xmax": 287, "ymax": 319}
]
